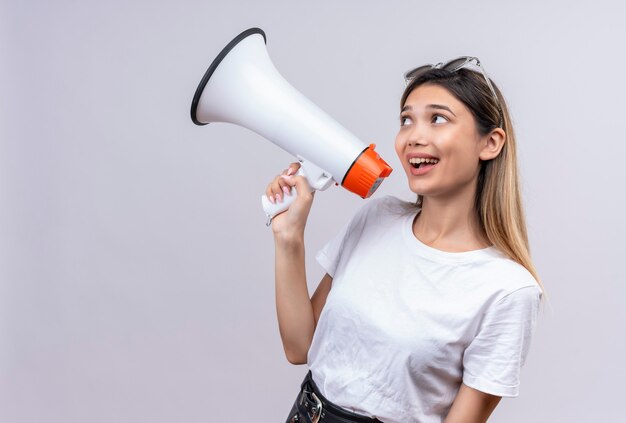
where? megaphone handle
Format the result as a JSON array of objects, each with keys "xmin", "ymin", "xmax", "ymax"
[
  {"xmin": 261, "ymin": 187, "xmax": 300, "ymax": 225},
  {"xmin": 262, "ymin": 168, "xmax": 314, "ymax": 226}
]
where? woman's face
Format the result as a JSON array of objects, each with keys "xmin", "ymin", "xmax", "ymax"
[{"xmin": 395, "ymin": 83, "xmax": 490, "ymax": 199}]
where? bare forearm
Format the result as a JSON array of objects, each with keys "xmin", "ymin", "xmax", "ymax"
[
  {"xmin": 444, "ymin": 384, "xmax": 501, "ymax": 423},
  {"xmin": 274, "ymin": 233, "xmax": 315, "ymax": 364}
]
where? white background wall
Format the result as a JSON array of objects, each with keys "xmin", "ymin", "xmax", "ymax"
[{"xmin": 1, "ymin": 0, "xmax": 624, "ymax": 421}]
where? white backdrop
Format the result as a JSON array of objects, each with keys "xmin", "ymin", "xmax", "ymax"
[{"xmin": 2, "ymin": 0, "xmax": 625, "ymax": 421}]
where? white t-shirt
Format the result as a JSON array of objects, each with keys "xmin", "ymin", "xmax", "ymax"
[{"xmin": 307, "ymin": 195, "xmax": 542, "ymax": 423}]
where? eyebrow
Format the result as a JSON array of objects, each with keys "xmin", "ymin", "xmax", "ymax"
[{"xmin": 401, "ymin": 104, "xmax": 457, "ymax": 116}]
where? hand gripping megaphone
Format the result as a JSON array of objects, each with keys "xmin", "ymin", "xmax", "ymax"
[{"xmin": 190, "ymin": 28, "xmax": 392, "ymax": 223}]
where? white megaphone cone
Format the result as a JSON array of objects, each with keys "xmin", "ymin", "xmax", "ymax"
[{"xmin": 190, "ymin": 28, "xmax": 392, "ymax": 224}]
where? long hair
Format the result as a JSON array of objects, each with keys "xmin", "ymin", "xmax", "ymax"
[{"xmin": 401, "ymin": 68, "xmax": 544, "ymax": 295}]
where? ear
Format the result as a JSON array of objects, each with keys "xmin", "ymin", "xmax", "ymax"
[{"xmin": 478, "ymin": 128, "xmax": 506, "ymax": 161}]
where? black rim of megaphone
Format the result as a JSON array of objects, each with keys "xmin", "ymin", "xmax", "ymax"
[{"xmin": 190, "ymin": 27, "xmax": 267, "ymax": 126}]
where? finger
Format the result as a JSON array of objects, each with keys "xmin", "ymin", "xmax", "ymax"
[
  {"xmin": 281, "ymin": 175, "xmax": 312, "ymax": 200},
  {"xmin": 280, "ymin": 174, "xmax": 296, "ymax": 187},
  {"xmin": 273, "ymin": 175, "xmax": 291, "ymax": 202},
  {"xmin": 268, "ymin": 175, "xmax": 287, "ymax": 203},
  {"xmin": 291, "ymin": 175, "xmax": 312, "ymax": 196},
  {"xmin": 277, "ymin": 174, "xmax": 293, "ymax": 196},
  {"xmin": 271, "ymin": 179, "xmax": 284, "ymax": 202},
  {"xmin": 286, "ymin": 162, "xmax": 301, "ymax": 176},
  {"xmin": 269, "ymin": 162, "xmax": 302, "ymax": 204},
  {"xmin": 272, "ymin": 178, "xmax": 287, "ymax": 200},
  {"xmin": 265, "ymin": 184, "xmax": 276, "ymax": 204}
]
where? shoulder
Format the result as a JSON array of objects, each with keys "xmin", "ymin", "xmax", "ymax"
[
  {"xmin": 330, "ymin": 195, "xmax": 414, "ymax": 248},
  {"xmin": 480, "ymin": 256, "xmax": 543, "ymax": 303}
]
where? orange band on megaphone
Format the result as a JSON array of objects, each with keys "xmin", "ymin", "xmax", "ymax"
[{"xmin": 342, "ymin": 144, "xmax": 393, "ymax": 198}]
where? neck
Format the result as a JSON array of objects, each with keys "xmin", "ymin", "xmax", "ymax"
[{"xmin": 413, "ymin": 181, "xmax": 490, "ymax": 252}]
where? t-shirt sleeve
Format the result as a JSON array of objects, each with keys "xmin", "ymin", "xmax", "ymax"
[
  {"xmin": 315, "ymin": 221, "xmax": 350, "ymax": 278},
  {"xmin": 462, "ymin": 285, "xmax": 542, "ymax": 397},
  {"xmin": 315, "ymin": 198, "xmax": 378, "ymax": 277}
]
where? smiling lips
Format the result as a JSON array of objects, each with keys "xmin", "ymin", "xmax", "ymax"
[
  {"xmin": 409, "ymin": 157, "xmax": 439, "ymax": 169},
  {"xmin": 407, "ymin": 155, "xmax": 439, "ymax": 175}
]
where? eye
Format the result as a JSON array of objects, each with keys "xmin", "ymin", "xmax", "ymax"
[
  {"xmin": 400, "ymin": 115, "xmax": 413, "ymax": 126},
  {"xmin": 432, "ymin": 114, "xmax": 448, "ymax": 124}
]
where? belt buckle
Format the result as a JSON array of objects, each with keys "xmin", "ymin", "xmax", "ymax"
[
  {"xmin": 299, "ymin": 388, "xmax": 323, "ymax": 423},
  {"xmin": 309, "ymin": 392, "xmax": 322, "ymax": 423}
]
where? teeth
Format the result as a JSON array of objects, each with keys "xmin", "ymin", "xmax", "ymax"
[{"xmin": 409, "ymin": 157, "xmax": 439, "ymax": 165}]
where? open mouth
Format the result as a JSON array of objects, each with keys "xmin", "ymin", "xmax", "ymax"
[{"xmin": 409, "ymin": 157, "xmax": 439, "ymax": 169}]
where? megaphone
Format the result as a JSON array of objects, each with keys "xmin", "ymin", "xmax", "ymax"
[{"xmin": 190, "ymin": 28, "xmax": 392, "ymax": 223}]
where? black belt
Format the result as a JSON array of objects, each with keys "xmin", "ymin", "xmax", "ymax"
[{"xmin": 286, "ymin": 371, "xmax": 382, "ymax": 423}]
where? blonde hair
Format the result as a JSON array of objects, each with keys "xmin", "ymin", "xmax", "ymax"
[{"xmin": 402, "ymin": 68, "xmax": 545, "ymax": 296}]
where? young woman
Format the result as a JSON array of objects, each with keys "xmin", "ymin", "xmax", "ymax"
[{"xmin": 266, "ymin": 57, "xmax": 544, "ymax": 423}]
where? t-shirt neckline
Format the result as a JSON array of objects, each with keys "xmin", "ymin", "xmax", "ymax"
[{"xmin": 402, "ymin": 209, "xmax": 501, "ymax": 264}]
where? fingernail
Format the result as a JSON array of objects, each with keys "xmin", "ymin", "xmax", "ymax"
[
  {"xmin": 275, "ymin": 193, "xmax": 281, "ymax": 202},
  {"xmin": 282, "ymin": 186, "xmax": 290, "ymax": 195},
  {"xmin": 269, "ymin": 195, "xmax": 275, "ymax": 204},
  {"xmin": 286, "ymin": 167, "xmax": 294, "ymax": 176}
]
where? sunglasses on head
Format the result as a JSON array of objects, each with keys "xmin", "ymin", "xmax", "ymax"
[{"xmin": 403, "ymin": 56, "xmax": 503, "ymax": 128}]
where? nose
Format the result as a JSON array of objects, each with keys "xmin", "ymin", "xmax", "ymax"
[{"xmin": 406, "ymin": 125, "xmax": 427, "ymax": 148}]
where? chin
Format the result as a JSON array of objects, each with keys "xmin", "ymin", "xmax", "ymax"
[{"xmin": 406, "ymin": 181, "xmax": 432, "ymax": 196}]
